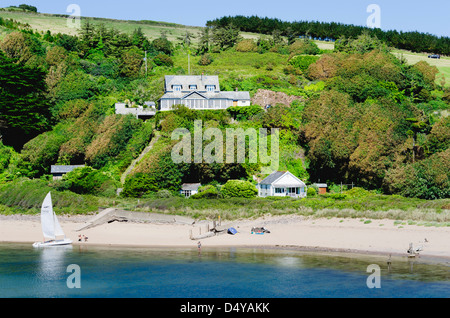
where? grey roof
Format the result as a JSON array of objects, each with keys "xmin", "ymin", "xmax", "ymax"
[
  {"xmin": 165, "ymin": 75, "xmax": 220, "ymax": 92},
  {"xmin": 314, "ymin": 183, "xmax": 328, "ymax": 188},
  {"xmin": 259, "ymin": 171, "xmax": 287, "ymax": 185},
  {"xmin": 160, "ymin": 91, "xmax": 250, "ymax": 101},
  {"xmin": 51, "ymin": 165, "xmax": 85, "ymax": 174},
  {"xmin": 181, "ymin": 183, "xmax": 202, "ymax": 191}
]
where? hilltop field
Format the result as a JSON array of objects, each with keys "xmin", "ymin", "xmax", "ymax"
[
  {"xmin": 0, "ymin": 10, "xmax": 448, "ymax": 85},
  {"xmin": 0, "ymin": 9, "xmax": 449, "ymax": 223}
]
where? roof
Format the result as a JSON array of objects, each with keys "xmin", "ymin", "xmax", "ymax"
[
  {"xmin": 259, "ymin": 171, "xmax": 287, "ymax": 185},
  {"xmin": 314, "ymin": 183, "xmax": 328, "ymax": 188},
  {"xmin": 165, "ymin": 75, "xmax": 220, "ymax": 91},
  {"xmin": 181, "ymin": 183, "xmax": 202, "ymax": 191},
  {"xmin": 50, "ymin": 165, "xmax": 85, "ymax": 174},
  {"xmin": 259, "ymin": 171, "xmax": 306, "ymax": 187},
  {"xmin": 160, "ymin": 91, "xmax": 250, "ymax": 101}
]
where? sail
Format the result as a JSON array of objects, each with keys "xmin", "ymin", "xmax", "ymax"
[
  {"xmin": 53, "ymin": 211, "xmax": 65, "ymax": 238},
  {"xmin": 41, "ymin": 192, "xmax": 55, "ymax": 240}
]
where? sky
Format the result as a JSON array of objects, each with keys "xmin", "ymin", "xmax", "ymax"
[{"xmin": 1, "ymin": 0, "xmax": 449, "ymax": 37}]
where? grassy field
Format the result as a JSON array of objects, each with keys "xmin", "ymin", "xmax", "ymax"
[{"xmin": 392, "ymin": 49, "xmax": 450, "ymax": 87}]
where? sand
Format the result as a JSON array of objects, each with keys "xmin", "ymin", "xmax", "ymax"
[{"xmin": 0, "ymin": 214, "xmax": 449, "ymax": 260}]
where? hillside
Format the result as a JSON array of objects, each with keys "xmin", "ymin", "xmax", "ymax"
[{"xmin": 0, "ymin": 9, "xmax": 449, "ymax": 217}]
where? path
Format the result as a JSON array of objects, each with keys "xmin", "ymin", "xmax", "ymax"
[{"xmin": 120, "ymin": 131, "xmax": 160, "ymax": 185}]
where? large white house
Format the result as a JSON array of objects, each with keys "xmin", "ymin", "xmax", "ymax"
[
  {"xmin": 159, "ymin": 75, "xmax": 251, "ymax": 111},
  {"xmin": 257, "ymin": 171, "xmax": 307, "ymax": 198}
]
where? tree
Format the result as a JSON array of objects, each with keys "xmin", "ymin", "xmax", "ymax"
[
  {"xmin": 0, "ymin": 51, "xmax": 50, "ymax": 150},
  {"xmin": 211, "ymin": 24, "xmax": 241, "ymax": 50},
  {"xmin": 197, "ymin": 27, "xmax": 210, "ymax": 54},
  {"xmin": 119, "ymin": 47, "xmax": 144, "ymax": 78},
  {"xmin": 152, "ymin": 37, "xmax": 173, "ymax": 56}
]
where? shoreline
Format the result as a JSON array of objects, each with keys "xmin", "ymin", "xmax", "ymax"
[{"xmin": 1, "ymin": 214, "xmax": 449, "ymax": 262}]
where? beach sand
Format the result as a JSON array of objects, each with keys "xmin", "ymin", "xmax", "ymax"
[{"xmin": 0, "ymin": 214, "xmax": 449, "ymax": 260}]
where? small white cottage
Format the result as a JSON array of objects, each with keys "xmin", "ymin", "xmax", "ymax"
[
  {"xmin": 257, "ymin": 171, "xmax": 307, "ymax": 198},
  {"xmin": 180, "ymin": 183, "xmax": 202, "ymax": 198}
]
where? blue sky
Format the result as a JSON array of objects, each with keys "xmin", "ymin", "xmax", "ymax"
[{"xmin": 2, "ymin": 0, "xmax": 449, "ymax": 37}]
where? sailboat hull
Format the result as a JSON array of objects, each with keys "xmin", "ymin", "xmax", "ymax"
[{"xmin": 33, "ymin": 238, "xmax": 73, "ymax": 248}]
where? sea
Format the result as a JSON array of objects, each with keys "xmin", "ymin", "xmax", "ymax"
[{"xmin": 0, "ymin": 243, "xmax": 449, "ymax": 299}]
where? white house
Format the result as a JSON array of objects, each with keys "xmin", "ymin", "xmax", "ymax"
[
  {"xmin": 159, "ymin": 75, "xmax": 251, "ymax": 111},
  {"xmin": 115, "ymin": 102, "xmax": 157, "ymax": 119},
  {"xmin": 180, "ymin": 183, "xmax": 202, "ymax": 198},
  {"xmin": 257, "ymin": 171, "xmax": 307, "ymax": 198}
]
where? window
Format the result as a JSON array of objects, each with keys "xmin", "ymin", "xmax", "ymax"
[
  {"xmin": 206, "ymin": 85, "xmax": 215, "ymax": 92},
  {"xmin": 173, "ymin": 85, "xmax": 182, "ymax": 92},
  {"xmin": 275, "ymin": 188, "xmax": 285, "ymax": 194},
  {"xmin": 189, "ymin": 85, "xmax": 197, "ymax": 90}
]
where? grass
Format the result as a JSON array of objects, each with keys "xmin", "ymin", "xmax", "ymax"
[
  {"xmin": 0, "ymin": 179, "xmax": 448, "ymax": 225},
  {"xmin": 392, "ymin": 49, "xmax": 450, "ymax": 87}
]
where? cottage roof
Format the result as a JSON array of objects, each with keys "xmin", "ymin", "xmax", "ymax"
[
  {"xmin": 50, "ymin": 165, "xmax": 85, "ymax": 174},
  {"xmin": 181, "ymin": 183, "xmax": 202, "ymax": 191},
  {"xmin": 259, "ymin": 171, "xmax": 287, "ymax": 184},
  {"xmin": 165, "ymin": 75, "xmax": 220, "ymax": 91},
  {"xmin": 259, "ymin": 171, "xmax": 306, "ymax": 187},
  {"xmin": 160, "ymin": 91, "xmax": 250, "ymax": 101}
]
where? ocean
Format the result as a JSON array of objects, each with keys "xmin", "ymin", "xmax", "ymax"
[{"xmin": 0, "ymin": 243, "xmax": 448, "ymax": 299}]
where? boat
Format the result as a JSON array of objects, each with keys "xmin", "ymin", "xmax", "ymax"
[{"xmin": 33, "ymin": 192, "xmax": 72, "ymax": 247}]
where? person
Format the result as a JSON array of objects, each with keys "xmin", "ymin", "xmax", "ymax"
[
  {"xmin": 78, "ymin": 235, "xmax": 82, "ymax": 242},
  {"xmin": 83, "ymin": 235, "xmax": 88, "ymax": 242}
]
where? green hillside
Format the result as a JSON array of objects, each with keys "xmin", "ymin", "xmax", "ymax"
[{"xmin": 0, "ymin": 10, "xmax": 449, "ymax": 219}]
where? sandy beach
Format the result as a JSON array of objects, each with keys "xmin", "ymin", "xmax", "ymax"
[{"xmin": 0, "ymin": 213, "xmax": 449, "ymax": 261}]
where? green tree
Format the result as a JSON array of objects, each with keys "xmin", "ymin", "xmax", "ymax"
[
  {"xmin": 0, "ymin": 51, "xmax": 50, "ymax": 150},
  {"xmin": 211, "ymin": 24, "xmax": 241, "ymax": 50}
]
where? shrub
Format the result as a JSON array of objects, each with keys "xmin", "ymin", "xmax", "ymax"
[
  {"xmin": 156, "ymin": 189, "xmax": 173, "ymax": 198},
  {"xmin": 190, "ymin": 185, "xmax": 220, "ymax": 199},
  {"xmin": 289, "ymin": 39, "xmax": 320, "ymax": 56},
  {"xmin": 198, "ymin": 54, "xmax": 213, "ymax": 66},
  {"xmin": 62, "ymin": 166, "xmax": 118, "ymax": 197},
  {"xmin": 235, "ymin": 39, "xmax": 257, "ymax": 52},
  {"xmin": 307, "ymin": 187, "xmax": 316, "ymax": 197},
  {"xmin": 221, "ymin": 180, "xmax": 257, "ymax": 198},
  {"xmin": 289, "ymin": 55, "xmax": 320, "ymax": 72},
  {"xmin": 153, "ymin": 53, "xmax": 174, "ymax": 67}
]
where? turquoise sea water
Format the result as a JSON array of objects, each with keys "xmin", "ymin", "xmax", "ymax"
[{"xmin": 0, "ymin": 243, "xmax": 448, "ymax": 298}]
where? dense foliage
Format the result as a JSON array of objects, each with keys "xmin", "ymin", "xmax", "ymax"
[
  {"xmin": 0, "ymin": 13, "xmax": 448, "ymax": 204},
  {"xmin": 207, "ymin": 15, "xmax": 450, "ymax": 55}
]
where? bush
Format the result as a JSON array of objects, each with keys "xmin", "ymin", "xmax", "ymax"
[
  {"xmin": 235, "ymin": 39, "xmax": 257, "ymax": 52},
  {"xmin": 156, "ymin": 189, "xmax": 173, "ymax": 198},
  {"xmin": 62, "ymin": 166, "xmax": 118, "ymax": 197},
  {"xmin": 153, "ymin": 53, "xmax": 174, "ymax": 67},
  {"xmin": 221, "ymin": 180, "xmax": 257, "ymax": 198},
  {"xmin": 289, "ymin": 55, "xmax": 320, "ymax": 72},
  {"xmin": 198, "ymin": 54, "xmax": 213, "ymax": 66},
  {"xmin": 307, "ymin": 187, "xmax": 316, "ymax": 197},
  {"xmin": 190, "ymin": 185, "xmax": 220, "ymax": 199}
]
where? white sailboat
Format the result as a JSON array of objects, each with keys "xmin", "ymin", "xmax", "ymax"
[{"xmin": 33, "ymin": 192, "xmax": 72, "ymax": 247}]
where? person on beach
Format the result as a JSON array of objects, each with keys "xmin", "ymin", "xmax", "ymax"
[
  {"xmin": 198, "ymin": 241, "xmax": 201, "ymax": 254},
  {"xmin": 78, "ymin": 235, "xmax": 82, "ymax": 242}
]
